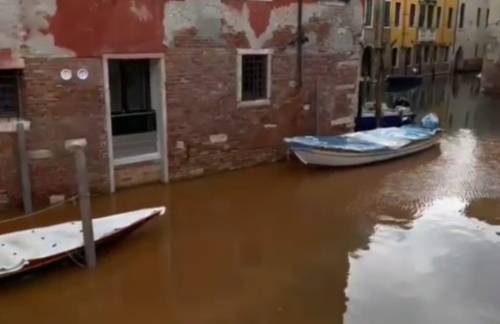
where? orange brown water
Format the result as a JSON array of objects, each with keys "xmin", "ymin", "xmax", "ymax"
[{"xmin": 1, "ymin": 75, "xmax": 500, "ymax": 324}]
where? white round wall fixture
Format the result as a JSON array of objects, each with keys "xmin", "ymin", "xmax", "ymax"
[
  {"xmin": 60, "ymin": 69, "xmax": 72, "ymax": 81},
  {"xmin": 77, "ymin": 68, "xmax": 89, "ymax": 80}
]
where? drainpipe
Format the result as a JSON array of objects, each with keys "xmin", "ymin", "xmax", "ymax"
[{"xmin": 297, "ymin": 0, "xmax": 304, "ymax": 88}]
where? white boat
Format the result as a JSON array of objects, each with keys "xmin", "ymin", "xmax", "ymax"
[
  {"xmin": 288, "ymin": 133, "xmax": 440, "ymax": 167},
  {"xmin": 0, "ymin": 207, "xmax": 165, "ymax": 279},
  {"xmin": 285, "ymin": 115, "xmax": 441, "ymax": 167}
]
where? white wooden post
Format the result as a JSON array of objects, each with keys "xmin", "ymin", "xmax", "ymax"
[{"xmin": 65, "ymin": 138, "xmax": 97, "ymax": 268}]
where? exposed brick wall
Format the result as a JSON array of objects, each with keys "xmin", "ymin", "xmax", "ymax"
[
  {"xmin": 0, "ymin": 133, "xmax": 19, "ymax": 207},
  {"xmin": 115, "ymin": 162, "xmax": 161, "ymax": 189},
  {"xmin": 19, "ymin": 58, "xmax": 109, "ymax": 205},
  {"xmin": 165, "ymin": 48, "xmax": 357, "ymax": 179}
]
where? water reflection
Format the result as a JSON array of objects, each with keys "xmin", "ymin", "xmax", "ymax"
[
  {"xmin": 345, "ymin": 197, "xmax": 500, "ymax": 324},
  {"xmin": 388, "ymin": 74, "xmax": 500, "ymax": 135},
  {"xmin": 345, "ymin": 74, "xmax": 500, "ymax": 324}
]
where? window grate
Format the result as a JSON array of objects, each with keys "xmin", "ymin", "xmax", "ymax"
[
  {"xmin": 242, "ymin": 55, "xmax": 268, "ymax": 101},
  {"xmin": 0, "ymin": 70, "xmax": 20, "ymax": 117}
]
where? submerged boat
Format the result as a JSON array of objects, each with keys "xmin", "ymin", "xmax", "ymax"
[
  {"xmin": 0, "ymin": 207, "xmax": 165, "ymax": 279},
  {"xmin": 285, "ymin": 115, "xmax": 441, "ymax": 167}
]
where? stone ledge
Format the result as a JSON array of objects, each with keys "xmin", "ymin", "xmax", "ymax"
[{"xmin": 0, "ymin": 118, "xmax": 30, "ymax": 133}]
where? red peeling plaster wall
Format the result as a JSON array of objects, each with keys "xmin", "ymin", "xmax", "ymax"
[
  {"xmin": 47, "ymin": 0, "xmax": 332, "ymax": 56},
  {"xmin": 49, "ymin": 0, "xmax": 165, "ymax": 56},
  {"xmin": 224, "ymin": 0, "xmax": 316, "ymax": 39}
]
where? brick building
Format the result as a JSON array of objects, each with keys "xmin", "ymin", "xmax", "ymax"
[{"xmin": 0, "ymin": 0, "xmax": 363, "ymax": 208}]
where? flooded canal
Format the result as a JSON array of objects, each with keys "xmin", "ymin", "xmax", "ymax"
[{"xmin": 1, "ymin": 75, "xmax": 500, "ymax": 324}]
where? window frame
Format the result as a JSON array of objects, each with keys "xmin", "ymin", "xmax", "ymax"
[
  {"xmin": 427, "ymin": 5, "xmax": 435, "ymax": 29},
  {"xmin": 459, "ymin": 3, "xmax": 466, "ymax": 29},
  {"xmin": 237, "ymin": 49, "xmax": 273, "ymax": 108},
  {"xmin": 0, "ymin": 69, "xmax": 22, "ymax": 118},
  {"xmin": 394, "ymin": 2, "xmax": 402, "ymax": 28},
  {"xmin": 443, "ymin": 47, "xmax": 449, "ymax": 62},
  {"xmin": 391, "ymin": 47, "xmax": 400, "ymax": 68},
  {"xmin": 419, "ymin": 4, "xmax": 426, "ymax": 28},
  {"xmin": 447, "ymin": 7, "xmax": 453, "ymax": 29},
  {"xmin": 436, "ymin": 6, "xmax": 442, "ymax": 28},
  {"xmin": 424, "ymin": 46, "xmax": 430, "ymax": 63},
  {"xmin": 383, "ymin": 0, "xmax": 391, "ymax": 28},
  {"xmin": 409, "ymin": 4, "xmax": 416, "ymax": 27},
  {"xmin": 405, "ymin": 47, "xmax": 413, "ymax": 67},
  {"xmin": 364, "ymin": 0, "xmax": 374, "ymax": 27}
]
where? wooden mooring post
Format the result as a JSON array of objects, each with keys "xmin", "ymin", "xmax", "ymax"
[
  {"xmin": 17, "ymin": 122, "xmax": 33, "ymax": 214},
  {"xmin": 65, "ymin": 138, "xmax": 97, "ymax": 268}
]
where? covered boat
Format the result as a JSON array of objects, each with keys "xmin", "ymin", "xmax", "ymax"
[
  {"xmin": 386, "ymin": 75, "xmax": 423, "ymax": 93},
  {"xmin": 285, "ymin": 115, "xmax": 441, "ymax": 167},
  {"xmin": 357, "ymin": 99, "xmax": 415, "ymax": 131},
  {"xmin": 0, "ymin": 207, "xmax": 165, "ymax": 279}
]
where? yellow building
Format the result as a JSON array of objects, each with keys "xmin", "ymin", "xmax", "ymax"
[
  {"xmin": 436, "ymin": 0, "xmax": 458, "ymax": 47},
  {"xmin": 390, "ymin": 0, "xmax": 421, "ymax": 71},
  {"xmin": 390, "ymin": 0, "xmax": 419, "ymax": 47},
  {"xmin": 388, "ymin": 0, "xmax": 457, "ymax": 74}
]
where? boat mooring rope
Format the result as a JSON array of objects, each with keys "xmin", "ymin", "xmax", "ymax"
[
  {"xmin": 66, "ymin": 251, "xmax": 87, "ymax": 269},
  {"xmin": 0, "ymin": 195, "xmax": 79, "ymax": 225}
]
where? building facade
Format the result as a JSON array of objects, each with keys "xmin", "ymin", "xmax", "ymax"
[
  {"xmin": 0, "ymin": 0, "xmax": 363, "ymax": 208},
  {"xmin": 454, "ymin": 0, "xmax": 491, "ymax": 72},
  {"xmin": 360, "ymin": 0, "xmax": 457, "ymax": 85},
  {"xmin": 482, "ymin": 0, "xmax": 500, "ymax": 93}
]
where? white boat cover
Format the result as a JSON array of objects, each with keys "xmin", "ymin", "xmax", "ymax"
[
  {"xmin": 285, "ymin": 126, "xmax": 440, "ymax": 152},
  {"xmin": 0, "ymin": 207, "xmax": 165, "ymax": 277}
]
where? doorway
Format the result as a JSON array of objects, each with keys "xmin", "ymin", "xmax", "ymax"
[{"xmin": 103, "ymin": 55, "xmax": 168, "ymax": 192}]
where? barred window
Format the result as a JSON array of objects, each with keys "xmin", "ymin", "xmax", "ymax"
[
  {"xmin": 0, "ymin": 70, "xmax": 21, "ymax": 117},
  {"xmin": 241, "ymin": 55, "xmax": 268, "ymax": 101},
  {"xmin": 237, "ymin": 49, "xmax": 272, "ymax": 106}
]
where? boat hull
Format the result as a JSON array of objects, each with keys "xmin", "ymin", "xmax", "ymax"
[
  {"xmin": 0, "ymin": 207, "xmax": 165, "ymax": 280},
  {"xmin": 290, "ymin": 134, "xmax": 440, "ymax": 167}
]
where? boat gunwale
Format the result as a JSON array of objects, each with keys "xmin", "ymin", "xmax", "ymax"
[
  {"xmin": 0, "ymin": 210, "xmax": 161, "ymax": 280},
  {"xmin": 288, "ymin": 133, "xmax": 442, "ymax": 157}
]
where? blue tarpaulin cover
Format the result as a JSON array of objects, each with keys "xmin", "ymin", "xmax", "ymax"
[{"xmin": 285, "ymin": 126, "xmax": 440, "ymax": 153}]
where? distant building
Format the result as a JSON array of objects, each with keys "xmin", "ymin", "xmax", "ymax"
[
  {"xmin": 409, "ymin": 0, "xmax": 457, "ymax": 76},
  {"xmin": 0, "ymin": 1, "xmax": 363, "ymax": 208},
  {"xmin": 482, "ymin": 0, "xmax": 500, "ymax": 93},
  {"xmin": 359, "ymin": 0, "xmax": 457, "ymax": 107},
  {"xmin": 360, "ymin": 0, "xmax": 392, "ymax": 105},
  {"xmin": 454, "ymin": 0, "xmax": 491, "ymax": 72}
]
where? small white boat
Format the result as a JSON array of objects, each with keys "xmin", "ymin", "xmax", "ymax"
[
  {"xmin": 285, "ymin": 115, "xmax": 441, "ymax": 167},
  {"xmin": 0, "ymin": 207, "xmax": 165, "ymax": 279}
]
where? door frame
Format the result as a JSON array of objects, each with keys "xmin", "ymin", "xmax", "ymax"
[{"xmin": 102, "ymin": 53, "xmax": 169, "ymax": 193}]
